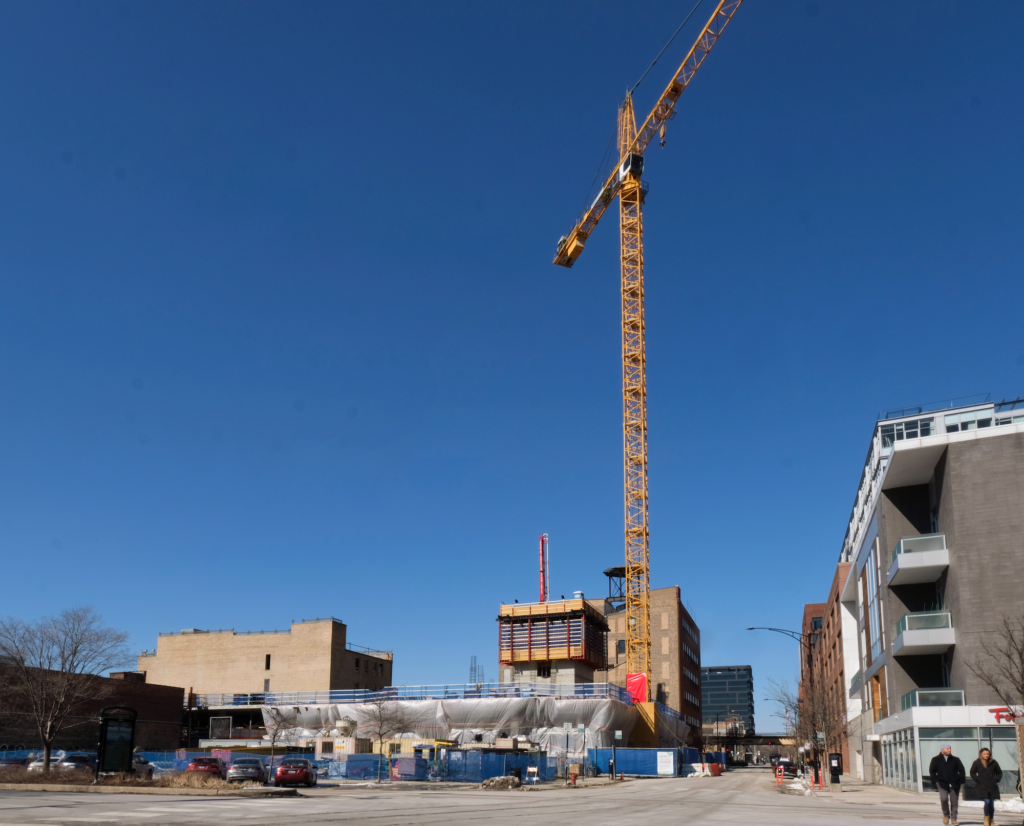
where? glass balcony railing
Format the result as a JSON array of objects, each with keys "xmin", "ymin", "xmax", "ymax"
[
  {"xmin": 900, "ymin": 688, "xmax": 965, "ymax": 710},
  {"xmin": 895, "ymin": 611, "xmax": 951, "ymax": 636},
  {"xmin": 891, "ymin": 533, "xmax": 947, "ymax": 566},
  {"xmin": 850, "ymin": 670, "xmax": 863, "ymax": 690}
]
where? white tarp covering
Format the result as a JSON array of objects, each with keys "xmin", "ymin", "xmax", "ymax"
[{"xmin": 262, "ymin": 697, "xmax": 639, "ymax": 755}]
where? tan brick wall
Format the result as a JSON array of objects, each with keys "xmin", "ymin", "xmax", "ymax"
[
  {"xmin": 137, "ymin": 619, "xmax": 392, "ymax": 694},
  {"xmin": 604, "ymin": 586, "xmax": 702, "ymax": 724}
]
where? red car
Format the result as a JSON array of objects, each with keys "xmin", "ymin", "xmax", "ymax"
[
  {"xmin": 274, "ymin": 757, "xmax": 317, "ymax": 787},
  {"xmin": 186, "ymin": 757, "xmax": 227, "ymax": 779}
]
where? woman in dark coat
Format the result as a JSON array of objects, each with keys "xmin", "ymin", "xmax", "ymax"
[{"xmin": 969, "ymin": 747, "xmax": 1003, "ymax": 826}]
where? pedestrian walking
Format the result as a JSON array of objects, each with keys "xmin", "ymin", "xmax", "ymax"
[
  {"xmin": 969, "ymin": 747, "xmax": 1003, "ymax": 826},
  {"xmin": 929, "ymin": 744, "xmax": 966, "ymax": 825}
]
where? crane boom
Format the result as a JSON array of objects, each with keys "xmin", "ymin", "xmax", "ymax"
[{"xmin": 552, "ymin": 0, "xmax": 742, "ymax": 269}]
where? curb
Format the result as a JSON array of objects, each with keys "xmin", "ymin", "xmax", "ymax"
[{"xmin": 0, "ymin": 783, "xmax": 298, "ymax": 797}]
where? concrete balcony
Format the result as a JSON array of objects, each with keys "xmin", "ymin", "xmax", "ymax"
[
  {"xmin": 892, "ymin": 611, "xmax": 955, "ymax": 656},
  {"xmin": 887, "ymin": 533, "xmax": 949, "ymax": 586}
]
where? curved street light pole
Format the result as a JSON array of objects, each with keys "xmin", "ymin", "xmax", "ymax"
[{"xmin": 746, "ymin": 627, "xmax": 812, "ymax": 651}]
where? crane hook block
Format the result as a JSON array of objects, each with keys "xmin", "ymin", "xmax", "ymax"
[{"xmin": 659, "ymin": 124, "xmax": 666, "ymax": 147}]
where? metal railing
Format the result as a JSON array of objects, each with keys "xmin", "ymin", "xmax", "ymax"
[
  {"xmin": 900, "ymin": 688, "xmax": 964, "ymax": 710},
  {"xmin": 891, "ymin": 533, "xmax": 947, "ymax": 566},
  {"xmin": 895, "ymin": 611, "xmax": 951, "ymax": 636},
  {"xmin": 190, "ymin": 681, "xmax": 633, "ymax": 709}
]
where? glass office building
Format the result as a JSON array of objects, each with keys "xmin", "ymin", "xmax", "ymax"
[{"xmin": 701, "ymin": 665, "xmax": 754, "ymax": 736}]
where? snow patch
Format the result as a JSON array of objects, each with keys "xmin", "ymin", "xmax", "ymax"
[{"xmin": 960, "ymin": 797, "xmax": 1024, "ymax": 814}]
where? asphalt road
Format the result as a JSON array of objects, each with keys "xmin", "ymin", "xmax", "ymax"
[{"xmin": 0, "ymin": 768, "xmax": 951, "ymax": 826}]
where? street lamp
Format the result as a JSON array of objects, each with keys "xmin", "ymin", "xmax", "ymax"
[{"xmin": 746, "ymin": 627, "xmax": 812, "ymax": 650}]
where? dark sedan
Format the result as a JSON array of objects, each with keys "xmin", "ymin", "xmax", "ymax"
[
  {"xmin": 273, "ymin": 757, "xmax": 317, "ymax": 787},
  {"xmin": 227, "ymin": 757, "xmax": 267, "ymax": 784},
  {"xmin": 0, "ymin": 757, "xmax": 29, "ymax": 768}
]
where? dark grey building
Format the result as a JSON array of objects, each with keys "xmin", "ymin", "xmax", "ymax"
[
  {"xmin": 836, "ymin": 396, "xmax": 1024, "ymax": 791},
  {"xmin": 701, "ymin": 665, "xmax": 754, "ymax": 736}
]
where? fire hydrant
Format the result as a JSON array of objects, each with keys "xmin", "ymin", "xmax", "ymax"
[{"xmin": 570, "ymin": 773, "xmax": 578, "ymax": 786}]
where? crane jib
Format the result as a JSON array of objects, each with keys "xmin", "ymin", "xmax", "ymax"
[{"xmin": 552, "ymin": 0, "xmax": 742, "ymax": 269}]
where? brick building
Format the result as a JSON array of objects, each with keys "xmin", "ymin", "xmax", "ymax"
[
  {"xmin": 0, "ymin": 667, "xmax": 184, "ymax": 751},
  {"xmin": 800, "ymin": 563, "xmax": 852, "ymax": 773},
  {"xmin": 604, "ymin": 579, "xmax": 702, "ymax": 730},
  {"xmin": 137, "ymin": 617, "xmax": 392, "ymax": 696}
]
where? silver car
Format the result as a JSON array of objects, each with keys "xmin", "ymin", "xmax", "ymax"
[
  {"xmin": 131, "ymin": 755, "xmax": 155, "ymax": 779},
  {"xmin": 226, "ymin": 757, "xmax": 267, "ymax": 784},
  {"xmin": 55, "ymin": 754, "xmax": 96, "ymax": 772}
]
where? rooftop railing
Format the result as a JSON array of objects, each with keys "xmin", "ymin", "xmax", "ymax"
[
  {"xmin": 891, "ymin": 533, "xmax": 947, "ymax": 566},
  {"xmin": 895, "ymin": 611, "xmax": 951, "ymax": 637},
  {"xmin": 190, "ymin": 681, "xmax": 633, "ymax": 709},
  {"xmin": 900, "ymin": 688, "xmax": 964, "ymax": 710}
]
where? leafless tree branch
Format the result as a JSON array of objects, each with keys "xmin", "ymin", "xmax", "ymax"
[{"xmin": 0, "ymin": 607, "xmax": 131, "ymax": 770}]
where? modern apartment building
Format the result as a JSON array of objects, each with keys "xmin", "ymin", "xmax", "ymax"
[
  {"xmin": 701, "ymin": 665, "xmax": 754, "ymax": 737},
  {"xmin": 829, "ymin": 396, "xmax": 1024, "ymax": 792},
  {"xmin": 138, "ymin": 617, "xmax": 393, "ymax": 696}
]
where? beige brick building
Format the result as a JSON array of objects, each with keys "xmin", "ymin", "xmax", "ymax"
[
  {"xmin": 137, "ymin": 617, "xmax": 392, "ymax": 696},
  {"xmin": 605, "ymin": 585, "xmax": 702, "ymax": 729}
]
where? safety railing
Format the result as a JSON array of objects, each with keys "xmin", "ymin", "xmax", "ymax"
[
  {"xmin": 191, "ymin": 681, "xmax": 634, "ymax": 709},
  {"xmin": 899, "ymin": 688, "xmax": 964, "ymax": 711},
  {"xmin": 895, "ymin": 611, "xmax": 951, "ymax": 636},
  {"xmin": 891, "ymin": 533, "xmax": 947, "ymax": 566}
]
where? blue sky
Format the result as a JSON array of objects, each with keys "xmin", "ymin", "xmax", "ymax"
[{"xmin": 1, "ymin": 1, "xmax": 1022, "ymax": 731}]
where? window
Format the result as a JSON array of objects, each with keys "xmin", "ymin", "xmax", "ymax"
[
  {"xmin": 616, "ymin": 640, "xmax": 626, "ymax": 656},
  {"xmin": 945, "ymin": 410, "xmax": 992, "ymax": 433},
  {"xmin": 537, "ymin": 662, "xmax": 551, "ymax": 678},
  {"xmin": 881, "ymin": 417, "xmax": 935, "ymax": 447},
  {"xmin": 365, "ymin": 660, "xmax": 369, "ymax": 673},
  {"xmin": 355, "ymin": 657, "xmax": 360, "ymax": 669},
  {"xmin": 321, "ymin": 740, "xmax": 334, "ymax": 754},
  {"xmin": 388, "ymin": 743, "xmax": 401, "ymax": 755},
  {"xmin": 264, "ymin": 679, "xmax": 270, "ymax": 693},
  {"xmin": 265, "ymin": 654, "xmax": 271, "ymax": 671},
  {"xmin": 811, "ymin": 617, "xmax": 823, "ymax": 631}
]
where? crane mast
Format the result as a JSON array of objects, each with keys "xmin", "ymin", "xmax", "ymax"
[
  {"xmin": 553, "ymin": 0, "xmax": 743, "ymax": 700},
  {"xmin": 618, "ymin": 95, "xmax": 651, "ymax": 691}
]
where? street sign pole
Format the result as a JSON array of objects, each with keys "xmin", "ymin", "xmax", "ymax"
[{"xmin": 613, "ymin": 729, "xmax": 622, "ymax": 781}]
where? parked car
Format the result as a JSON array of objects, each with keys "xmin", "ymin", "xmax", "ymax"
[
  {"xmin": 0, "ymin": 757, "xmax": 29, "ymax": 768},
  {"xmin": 186, "ymin": 756, "xmax": 227, "ymax": 779},
  {"xmin": 27, "ymin": 752, "xmax": 66, "ymax": 772},
  {"xmin": 776, "ymin": 759, "xmax": 800, "ymax": 778},
  {"xmin": 227, "ymin": 757, "xmax": 267, "ymax": 784},
  {"xmin": 131, "ymin": 754, "xmax": 155, "ymax": 779},
  {"xmin": 55, "ymin": 754, "xmax": 97, "ymax": 772},
  {"xmin": 273, "ymin": 757, "xmax": 317, "ymax": 787}
]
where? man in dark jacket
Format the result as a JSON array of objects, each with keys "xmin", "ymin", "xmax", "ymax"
[{"xmin": 929, "ymin": 744, "xmax": 967, "ymax": 825}]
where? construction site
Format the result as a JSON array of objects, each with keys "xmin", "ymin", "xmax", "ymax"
[{"xmin": 111, "ymin": 0, "xmax": 750, "ymax": 786}]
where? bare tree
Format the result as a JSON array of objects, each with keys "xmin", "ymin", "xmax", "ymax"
[
  {"xmin": 0, "ymin": 607, "xmax": 130, "ymax": 771},
  {"xmin": 362, "ymin": 694, "xmax": 410, "ymax": 783},
  {"xmin": 767, "ymin": 677, "xmax": 846, "ymax": 784},
  {"xmin": 966, "ymin": 614, "xmax": 1024, "ymax": 798},
  {"xmin": 262, "ymin": 706, "xmax": 303, "ymax": 785}
]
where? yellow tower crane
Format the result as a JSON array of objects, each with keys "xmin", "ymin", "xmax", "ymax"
[{"xmin": 553, "ymin": 0, "xmax": 743, "ymax": 700}]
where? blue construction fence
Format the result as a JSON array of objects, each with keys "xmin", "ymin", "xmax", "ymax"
[{"xmin": 588, "ymin": 748, "xmax": 727, "ymax": 777}]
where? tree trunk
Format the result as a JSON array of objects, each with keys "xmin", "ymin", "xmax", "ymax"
[
  {"xmin": 1017, "ymin": 723, "xmax": 1024, "ymax": 800},
  {"xmin": 377, "ymin": 747, "xmax": 383, "ymax": 784},
  {"xmin": 42, "ymin": 742, "xmax": 52, "ymax": 773}
]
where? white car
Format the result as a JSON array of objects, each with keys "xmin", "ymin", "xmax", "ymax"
[
  {"xmin": 27, "ymin": 752, "xmax": 66, "ymax": 772},
  {"xmin": 132, "ymin": 755, "xmax": 155, "ymax": 779}
]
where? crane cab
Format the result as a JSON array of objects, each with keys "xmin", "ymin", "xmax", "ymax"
[{"xmin": 618, "ymin": 153, "xmax": 644, "ymax": 183}]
